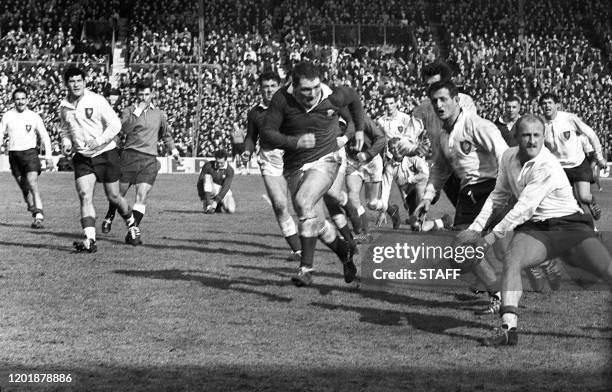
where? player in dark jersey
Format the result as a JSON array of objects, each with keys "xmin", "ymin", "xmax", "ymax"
[
  {"xmin": 197, "ymin": 149, "xmax": 236, "ymax": 213},
  {"xmin": 242, "ymin": 71, "xmax": 302, "ymax": 260},
  {"xmin": 261, "ymin": 61, "xmax": 364, "ymax": 287},
  {"xmin": 100, "ymin": 82, "xmax": 182, "ymax": 245}
]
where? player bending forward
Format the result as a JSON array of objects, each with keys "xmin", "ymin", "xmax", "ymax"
[
  {"xmin": 197, "ymin": 149, "xmax": 236, "ymax": 214},
  {"xmin": 455, "ymin": 114, "xmax": 612, "ymax": 346}
]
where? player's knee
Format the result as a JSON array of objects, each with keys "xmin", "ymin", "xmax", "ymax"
[
  {"xmin": 77, "ymin": 190, "xmax": 91, "ymax": 203},
  {"xmin": 294, "ymin": 194, "xmax": 314, "ymax": 214}
]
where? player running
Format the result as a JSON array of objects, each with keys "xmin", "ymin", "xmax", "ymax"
[
  {"xmin": 0, "ymin": 87, "xmax": 53, "ymax": 228},
  {"xmin": 58, "ymin": 67, "xmax": 137, "ymax": 253},
  {"xmin": 100, "ymin": 82, "xmax": 182, "ymax": 244}
]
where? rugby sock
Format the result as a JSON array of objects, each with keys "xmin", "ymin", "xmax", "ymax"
[
  {"xmin": 133, "ymin": 203, "xmax": 146, "ymax": 226},
  {"xmin": 332, "ymin": 214, "xmax": 354, "ymax": 244},
  {"xmin": 299, "ymin": 236, "xmax": 317, "ymax": 268},
  {"xmin": 81, "ymin": 217, "xmax": 96, "ymax": 240},
  {"xmin": 358, "ymin": 206, "xmax": 369, "ymax": 233},
  {"xmin": 120, "ymin": 211, "xmax": 136, "ymax": 227},
  {"xmin": 279, "ymin": 216, "xmax": 301, "ymax": 252},
  {"xmin": 500, "ymin": 306, "xmax": 519, "ymax": 329},
  {"xmin": 319, "ymin": 220, "xmax": 349, "ymax": 260},
  {"xmin": 285, "ymin": 234, "xmax": 301, "ymax": 253},
  {"xmin": 104, "ymin": 203, "xmax": 117, "ymax": 221}
]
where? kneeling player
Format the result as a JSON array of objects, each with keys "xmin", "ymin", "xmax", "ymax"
[
  {"xmin": 456, "ymin": 115, "xmax": 612, "ymax": 346},
  {"xmin": 197, "ymin": 150, "xmax": 236, "ymax": 214}
]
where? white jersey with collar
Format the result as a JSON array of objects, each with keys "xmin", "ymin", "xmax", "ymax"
[
  {"xmin": 0, "ymin": 108, "xmax": 50, "ymax": 155},
  {"xmin": 543, "ymin": 110, "xmax": 603, "ymax": 168},
  {"xmin": 377, "ymin": 110, "xmax": 424, "ymax": 142},
  {"xmin": 423, "ymin": 110, "xmax": 508, "ymax": 200},
  {"xmin": 59, "ymin": 89, "xmax": 121, "ymax": 157},
  {"xmin": 379, "ymin": 155, "xmax": 429, "ymax": 211},
  {"xmin": 469, "ymin": 146, "xmax": 582, "ymax": 235}
]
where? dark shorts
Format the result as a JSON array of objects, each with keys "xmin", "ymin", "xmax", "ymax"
[
  {"xmin": 9, "ymin": 148, "xmax": 41, "ymax": 178},
  {"xmin": 564, "ymin": 157, "xmax": 593, "ymax": 184},
  {"xmin": 515, "ymin": 212, "xmax": 597, "ymax": 259},
  {"xmin": 232, "ymin": 143, "xmax": 245, "ymax": 156},
  {"xmin": 119, "ymin": 149, "xmax": 161, "ymax": 185},
  {"xmin": 73, "ymin": 149, "xmax": 121, "ymax": 183},
  {"xmin": 453, "ymin": 179, "xmax": 496, "ymax": 228}
]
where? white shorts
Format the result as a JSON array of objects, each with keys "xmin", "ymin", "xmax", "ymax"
[
  {"xmin": 258, "ymin": 148, "xmax": 284, "ymax": 177},
  {"xmin": 346, "ymin": 154, "xmax": 383, "ymax": 183},
  {"xmin": 338, "ymin": 146, "xmax": 347, "ymax": 176}
]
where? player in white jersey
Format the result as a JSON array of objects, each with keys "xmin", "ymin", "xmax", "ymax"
[
  {"xmin": 414, "ymin": 79, "xmax": 508, "ymax": 314},
  {"xmin": 377, "ymin": 93, "xmax": 425, "ymax": 156},
  {"xmin": 58, "ymin": 67, "xmax": 137, "ymax": 253},
  {"xmin": 539, "ymin": 93, "xmax": 606, "ymax": 220},
  {"xmin": 413, "ymin": 61, "xmax": 477, "ymax": 207},
  {"xmin": 455, "ymin": 114, "xmax": 612, "ymax": 346},
  {"xmin": 0, "ymin": 87, "xmax": 53, "ymax": 228}
]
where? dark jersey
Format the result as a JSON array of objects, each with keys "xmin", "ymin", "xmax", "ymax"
[
  {"xmin": 197, "ymin": 161, "xmax": 234, "ymax": 202},
  {"xmin": 346, "ymin": 115, "xmax": 386, "ymax": 162},
  {"xmin": 244, "ymin": 104, "xmax": 268, "ymax": 153},
  {"xmin": 261, "ymin": 85, "xmax": 364, "ymax": 173}
]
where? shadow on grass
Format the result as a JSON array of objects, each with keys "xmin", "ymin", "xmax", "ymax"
[
  {"xmin": 0, "ymin": 363, "xmax": 609, "ymax": 392},
  {"xmin": 114, "ymin": 268, "xmax": 292, "ymax": 303},
  {"xmin": 228, "ymin": 263, "xmax": 487, "ymax": 311},
  {"xmin": 21, "ymin": 230, "xmax": 279, "ymax": 259}
]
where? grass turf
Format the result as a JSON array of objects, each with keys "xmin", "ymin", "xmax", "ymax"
[{"xmin": 0, "ymin": 172, "xmax": 610, "ymax": 391}]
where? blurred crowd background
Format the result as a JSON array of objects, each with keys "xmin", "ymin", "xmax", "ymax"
[{"xmin": 1, "ymin": 0, "xmax": 610, "ymax": 158}]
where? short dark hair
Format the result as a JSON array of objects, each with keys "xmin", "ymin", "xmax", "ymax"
[
  {"xmin": 505, "ymin": 95, "xmax": 522, "ymax": 104},
  {"xmin": 515, "ymin": 114, "xmax": 545, "ymax": 134},
  {"xmin": 422, "ymin": 61, "xmax": 453, "ymax": 81},
  {"xmin": 259, "ymin": 71, "xmax": 280, "ymax": 85},
  {"xmin": 291, "ymin": 61, "xmax": 321, "ymax": 86},
  {"xmin": 538, "ymin": 93, "xmax": 557, "ymax": 105},
  {"xmin": 12, "ymin": 87, "xmax": 27, "ymax": 100},
  {"xmin": 63, "ymin": 67, "xmax": 86, "ymax": 83},
  {"xmin": 214, "ymin": 149, "xmax": 227, "ymax": 159},
  {"xmin": 428, "ymin": 79, "xmax": 458, "ymax": 99},
  {"xmin": 382, "ymin": 93, "xmax": 397, "ymax": 102},
  {"xmin": 135, "ymin": 81, "xmax": 152, "ymax": 92}
]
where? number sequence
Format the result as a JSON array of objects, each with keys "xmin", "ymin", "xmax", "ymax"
[{"xmin": 8, "ymin": 373, "xmax": 72, "ymax": 383}]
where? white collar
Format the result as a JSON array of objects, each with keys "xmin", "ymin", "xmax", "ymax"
[
  {"xmin": 287, "ymin": 82, "xmax": 333, "ymax": 112},
  {"xmin": 59, "ymin": 89, "xmax": 92, "ymax": 109}
]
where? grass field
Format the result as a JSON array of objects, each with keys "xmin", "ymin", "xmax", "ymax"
[{"xmin": 0, "ymin": 171, "xmax": 610, "ymax": 391}]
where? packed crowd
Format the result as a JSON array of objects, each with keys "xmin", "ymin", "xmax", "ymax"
[{"xmin": 1, "ymin": 0, "xmax": 611, "ymax": 157}]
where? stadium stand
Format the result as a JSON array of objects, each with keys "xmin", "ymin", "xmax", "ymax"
[{"xmin": 1, "ymin": 0, "xmax": 611, "ymax": 158}]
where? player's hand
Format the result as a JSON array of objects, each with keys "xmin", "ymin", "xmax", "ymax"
[
  {"xmin": 296, "ymin": 133, "xmax": 315, "ymax": 149},
  {"xmin": 353, "ymin": 131, "xmax": 365, "ymax": 151},
  {"xmin": 85, "ymin": 138, "xmax": 102, "ymax": 150},
  {"xmin": 336, "ymin": 135, "xmax": 348, "ymax": 148},
  {"xmin": 375, "ymin": 211, "xmax": 387, "ymax": 227},
  {"xmin": 413, "ymin": 199, "xmax": 431, "ymax": 221},
  {"xmin": 356, "ymin": 152, "xmax": 368, "ymax": 163},
  {"xmin": 61, "ymin": 139, "xmax": 72, "ymax": 155},
  {"xmin": 598, "ymin": 159, "xmax": 607, "ymax": 170},
  {"xmin": 241, "ymin": 151, "xmax": 251, "ymax": 165},
  {"xmin": 45, "ymin": 158, "xmax": 55, "ymax": 171}
]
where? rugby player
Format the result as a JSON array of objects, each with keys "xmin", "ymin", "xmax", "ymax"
[
  {"xmin": 414, "ymin": 79, "xmax": 508, "ymax": 314},
  {"xmin": 242, "ymin": 71, "xmax": 302, "ymax": 260},
  {"xmin": 100, "ymin": 82, "xmax": 182, "ymax": 245},
  {"xmin": 539, "ymin": 93, "xmax": 606, "ymax": 220},
  {"xmin": 456, "ymin": 114, "xmax": 612, "ymax": 346},
  {"xmin": 59, "ymin": 67, "xmax": 137, "ymax": 253},
  {"xmin": 413, "ymin": 61, "xmax": 477, "ymax": 207},
  {"xmin": 0, "ymin": 87, "xmax": 53, "ymax": 228},
  {"xmin": 261, "ymin": 61, "xmax": 363, "ymax": 287},
  {"xmin": 494, "ymin": 95, "xmax": 521, "ymax": 145},
  {"xmin": 345, "ymin": 114, "xmax": 387, "ymax": 241},
  {"xmin": 197, "ymin": 149, "xmax": 236, "ymax": 214}
]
